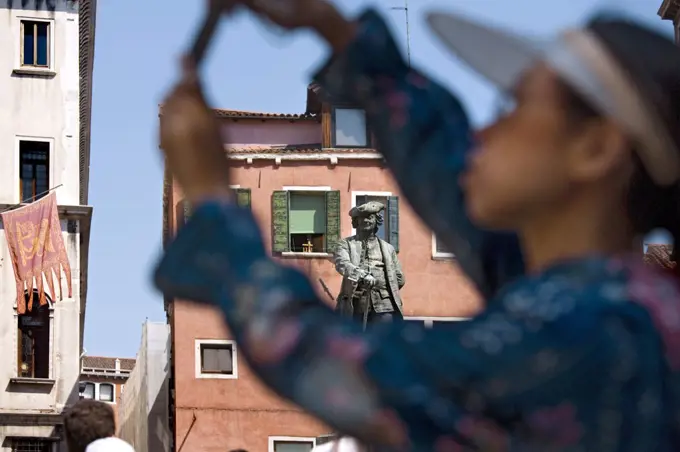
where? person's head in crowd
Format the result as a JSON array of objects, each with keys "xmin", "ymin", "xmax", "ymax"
[{"xmin": 63, "ymin": 400, "xmax": 116, "ymax": 452}]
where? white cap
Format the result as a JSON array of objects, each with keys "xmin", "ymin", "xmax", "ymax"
[
  {"xmin": 85, "ymin": 437, "xmax": 136, "ymax": 452},
  {"xmin": 312, "ymin": 437, "xmax": 363, "ymax": 452}
]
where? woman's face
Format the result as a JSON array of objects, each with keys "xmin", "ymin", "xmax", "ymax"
[{"xmin": 462, "ymin": 64, "xmax": 586, "ymax": 230}]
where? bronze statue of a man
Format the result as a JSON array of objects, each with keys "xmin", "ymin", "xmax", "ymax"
[{"xmin": 334, "ymin": 201, "xmax": 405, "ymax": 327}]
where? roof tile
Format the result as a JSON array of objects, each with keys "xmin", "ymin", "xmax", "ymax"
[
  {"xmin": 83, "ymin": 356, "xmax": 135, "ymax": 371},
  {"xmin": 643, "ymin": 244, "xmax": 675, "ymax": 269}
]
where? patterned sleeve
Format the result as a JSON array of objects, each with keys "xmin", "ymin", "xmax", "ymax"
[
  {"xmin": 154, "ymin": 202, "xmax": 608, "ymax": 450},
  {"xmin": 313, "ymin": 9, "xmax": 524, "ymax": 299}
]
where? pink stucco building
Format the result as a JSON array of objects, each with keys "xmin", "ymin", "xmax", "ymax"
[{"xmin": 161, "ymin": 85, "xmax": 482, "ymax": 451}]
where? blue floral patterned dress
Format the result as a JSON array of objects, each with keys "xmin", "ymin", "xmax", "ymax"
[{"xmin": 154, "ymin": 10, "xmax": 680, "ymax": 451}]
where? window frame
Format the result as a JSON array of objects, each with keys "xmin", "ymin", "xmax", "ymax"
[
  {"xmin": 281, "ymin": 186, "xmax": 333, "ymax": 257},
  {"xmin": 431, "ymin": 234, "xmax": 455, "ymax": 260},
  {"xmin": 331, "ymin": 106, "xmax": 370, "ymax": 149},
  {"xmin": 194, "ymin": 339, "xmax": 238, "ymax": 380},
  {"xmin": 268, "ymin": 436, "xmax": 317, "ymax": 452},
  {"xmin": 98, "ymin": 382, "xmax": 115, "ymax": 403},
  {"xmin": 80, "ymin": 381, "xmax": 96, "ymax": 400},
  {"xmin": 404, "ymin": 316, "xmax": 471, "ymax": 327},
  {"xmin": 15, "ymin": 136, "xmax": 54, "ymax": 204},
  {"xmin": 15, "ymin": 294, "xmax": 53, "ymax": 380},
  {"xmin": 350, "ymin": 191, "xmax": 392, "ymax": 238},
  {"xmin": 18, "ymin": 18, "xmax": 54, "ymax": 71}
]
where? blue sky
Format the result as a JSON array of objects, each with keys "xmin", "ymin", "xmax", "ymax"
[{"xmin": 85, "ymin": 0, "xmax": 674, "ymax": 358}]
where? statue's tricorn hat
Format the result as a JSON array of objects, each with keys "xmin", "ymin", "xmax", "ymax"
[{"xmin": 349, "ymin": 201, "xmax": 385, "ymax": 218}]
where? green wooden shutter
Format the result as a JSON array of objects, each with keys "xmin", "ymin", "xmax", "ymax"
[
  {"xmin": 386, "ymin": 196, "xmax": 399, "ymax": 252},
  {"xmin": 235, "ymin": 188, "xmax": 251, "ymax": 209},
  {"xmin": 272, "ymin": 191, "xmax": 290, "ymax": 252},
  {"xmin": 325, "ymin": 190, "xmax": 341, "ymax": 253}
]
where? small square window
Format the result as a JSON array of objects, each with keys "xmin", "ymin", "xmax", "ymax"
[
  {"xmin": 196, "ymin": 340, "xmax": 237, "ymax": 378},
  {"xmin": 433, "ymin": 234, "xmax": 455, "ymax": 259},
  {"xmin": 271, "ymin": 438, "xmax": 315, "ymax": 452},
  {"xmin": 21, "ymin": 20, "xmax": 50, "ymax": 68},
  {"xmin": 81, "ymin": 382, "xmax": 95, "ymax": 399},
  {"xmin": 99, "ymin": 383, "xmax": 114, "ymax": 402},
  {"xmin": 333, "ymin": 108, "xmax": 368, "ymax": 147}
]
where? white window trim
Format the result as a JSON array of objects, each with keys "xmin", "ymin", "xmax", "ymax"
[
  {"xmin": 350, "ymin": 191, "xmax": 392, "ymax": 236},
  {"xmin": 268, "ymin": 436, "xmax": 317, "ymax": 452},
  {"xmin": 15, "ymin": 16, "xmax": 56, "ymax": 72},
  {"xmin": 14, "ymin": 136, "xmax": 56, "ymax": 204},
  {"xmin": 404, "ymin": 316, "xmax": 470, "ymax": 327},
  {"xmin": 431, "ymin": 234, "xmax": 455, "ymax": 260},
  {"xmin": 195, "ymin": 339, "xmax": 239, "ymax": 380},
  {"xmin": 80, "ymin": 381, "xmax": 117, "ymax": 404},
  {"xmin": 281, "ymin": 186, "xmax": 333, "ymax": 257}
]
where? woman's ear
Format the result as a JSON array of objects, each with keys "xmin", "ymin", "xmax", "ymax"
[{"xmin": 567, "ymin": 119, "xmax": 632, "ymax": 183}]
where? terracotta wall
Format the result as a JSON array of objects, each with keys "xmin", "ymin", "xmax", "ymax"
[{"xmin": 169, "ymin": 157, "xmax": 482, "ymax": 451}]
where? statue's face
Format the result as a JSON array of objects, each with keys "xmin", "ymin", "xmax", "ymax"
[{"xmin": 358, "ymin": 214, "xmax": 377, "ymax": 233}]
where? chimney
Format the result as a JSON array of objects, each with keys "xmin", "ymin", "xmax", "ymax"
[{"xmin": 115, "ymin": 358, "xmax": 121, "ymax": 374}]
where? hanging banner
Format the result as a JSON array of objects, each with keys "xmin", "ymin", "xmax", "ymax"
[{"xmin": 1, "ymin": 192, "xmax": 73, "ymax": 314}]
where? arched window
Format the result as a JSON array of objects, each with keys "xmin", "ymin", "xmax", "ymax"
[
  {"xmin": 17, "ymin": 292, "xmax": 51, "ymax": 379},
  {"xmin": 81, "ymin": 382, "xmax": 95, "ymax": 399},
  {"xmin": 99, "ymin": 383, "xmax": 114, "ymax": 402}
]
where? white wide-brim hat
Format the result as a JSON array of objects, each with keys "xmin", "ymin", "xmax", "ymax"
[
  {"xmin": 85, "ymin": 437, "xmax": 136, "ymax": 452},
  {"xmin": 425, "ymin": 11, "xmax": 679, "ymax": 187}
]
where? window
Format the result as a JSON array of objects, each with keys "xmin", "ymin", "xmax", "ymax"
[
  {"xmin": 81, "ymin": 382, "xmax": 95, "ymax": 399},
  {"xmin": 21, "ymin": 20, "xmax": 50, "ymax": 68},
  {"xmin": 195, "ymin": 340, "xmax": 238, "ymax": 379},
  {"xmin": 332, "ymin": 107, "xmax": 368, "ymax": 147},
  {"xmin": 99, "ymin": 383, "xmax": 114, "ymax": 402},
  {"xmin": 432, "ymin": 234, "xmax": 454, "ymax": 259},
  {"xmin": 404, "ymin": 317, "xmax": 470, "ymax": 328},
  {"xmin": 272, "ymin": 189, "xmax": 341, "ymax": 254},
  {"xmin": 19, "ymin": 140, "xmax": 50, "ymax": 202},
  {"xmin": 269, "ymin": 437, "xmax": 316, "ymax": 452},
  {"xmin": 17, "ymin": 297, "xmax": 50, "ymax": 379},
  {"xmin": 352, "ymin": 192, "xmax": 400, "ymax": 251},
  {"xmin": 9, "ymin": 438, "xmax": 52, "ymax": 452}
]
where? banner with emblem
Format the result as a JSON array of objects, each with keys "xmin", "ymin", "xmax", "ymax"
[{"xmin": 1, "ymin": 192, "xmax": 72, "ymax": 314}]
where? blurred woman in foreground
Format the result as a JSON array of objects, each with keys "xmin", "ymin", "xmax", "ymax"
[{"xmin": 155, "ymin": 0, "xmax": 680, "ymax": 449}]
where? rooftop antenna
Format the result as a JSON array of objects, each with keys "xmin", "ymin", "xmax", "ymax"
[{"xmin": 390, "ymin": 0, "xmax": 411, "ymax": 66}]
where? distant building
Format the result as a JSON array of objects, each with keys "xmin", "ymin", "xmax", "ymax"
[
  {"xmin": 117, "ymin": 322, "xmax": 171, "ymax": 452},
  {"xmin": 644, "ymin": 243, "xmax": 675, "ymax": 269},
  {"xmin": 160, "ymin": 84, "xmax": 481, "ymax": 451},
  {"xmin": 658, "ymin": 0, "xmax": 680, "ymax": 43},
  {"xmin": 79, "ymin": 356, "xmax": 135, "ymax": 423},
  {"xmin": 0, "ymin": 0, "xmax": 96, "ymax": 450}
]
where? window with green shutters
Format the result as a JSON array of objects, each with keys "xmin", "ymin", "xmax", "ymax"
[
  {"xmin": 271, "ymin": 190, "xmax": 341, "ymax": 253},
  {"xmin": 354, "ymin": 194, "xmax": 400, "ymax": 252}
]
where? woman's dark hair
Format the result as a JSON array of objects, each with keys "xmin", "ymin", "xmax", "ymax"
[{"xmin": 561, "ymin": 16, "xmax": 680, "ymax": 264}]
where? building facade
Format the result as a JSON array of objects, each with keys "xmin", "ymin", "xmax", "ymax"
[
  {"xmin": 79, "ymin": 356, "xmax": 135, "ymax": 425},
  {"xmin": 659, "ymin": 0, "xmax": 680, "ymax": 43},
  {"xmin": 117, "ymin": 322, "xmax": 171, "ymax": 452},
  {"xmin": 161, "ymin": 85, "xmax": 482, "ymax": 451},
  {"xmin": 0, "ymin": 0, "xmax": 96, "ymax": 450}
]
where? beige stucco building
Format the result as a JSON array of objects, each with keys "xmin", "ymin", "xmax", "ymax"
[{"xmin": 0, "ymin": 0, "xmax": 96, "ymax": 450}]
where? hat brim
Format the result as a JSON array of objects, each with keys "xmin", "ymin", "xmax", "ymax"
[{"xmin": 426, "ymin": 11, "xmax": 544, "ymax": 92}]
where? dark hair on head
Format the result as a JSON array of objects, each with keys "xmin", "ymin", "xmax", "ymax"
[
  {"xmin": 63, "ymin": 400, "xmax": 116, "ymax": 452},
  {"xmin": 351, "ymin": 212, "xmax": 384, "ymax": 234},
  {"xmin": 561, "ymin": 15, "xmax": 680, "ymax": 264}
]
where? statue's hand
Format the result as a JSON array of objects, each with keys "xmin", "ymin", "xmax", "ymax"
[{"xmin": 363, "ymin": 275, "xmax": 376, "ymax": 288}]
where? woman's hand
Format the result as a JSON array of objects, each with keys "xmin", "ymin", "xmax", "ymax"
[
  {"xmin": 239, "ymin": 0, "xmax": 357, "ymax": 53},
  {"xmin": 159, "ymin": 59, "xmax": 233, "ymax": 203}
]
